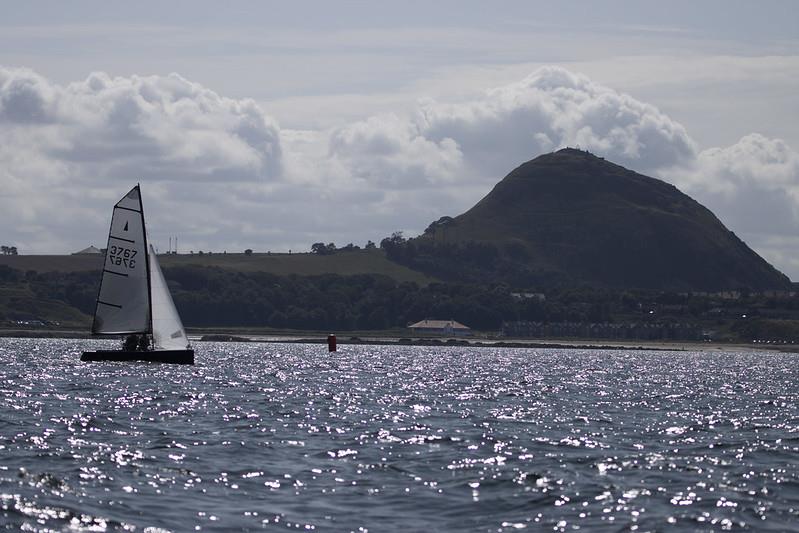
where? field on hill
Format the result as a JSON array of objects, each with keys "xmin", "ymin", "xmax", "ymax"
[{"xmin": 0, "ymin": 250, "xmax": 435, "ymax": 284}]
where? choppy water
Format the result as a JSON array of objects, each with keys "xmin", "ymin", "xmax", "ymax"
[{"xmin": 1, "ymin": 338, "xmax": 798, "ymax": 531}]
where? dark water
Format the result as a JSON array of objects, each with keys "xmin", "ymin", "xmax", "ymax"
[{"xmin": 1, "ymin": 338, "xmax": 798, "ymax": 532}]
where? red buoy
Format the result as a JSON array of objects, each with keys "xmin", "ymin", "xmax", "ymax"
[{"xmin": 328, "ymin": 334, "xmax": 337, "ymax": 352}]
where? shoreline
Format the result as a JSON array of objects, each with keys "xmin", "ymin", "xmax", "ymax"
[{"xmin": 1, "ymin": 328, "xmax": 796, "ymax": 354}]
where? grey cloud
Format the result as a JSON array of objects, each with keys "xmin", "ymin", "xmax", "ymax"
[
  {"xmin": 331, "ymin": 66, "xmax": 698, "ymax": 185},
  {"xmin": 0, "ymin": 68, "xmax": 283, "ymax": 183},
  {"xmin": 0, "ymin": 67, "xmax": 56, "ymax": 123},
  {"xmin": 671, "ymin": 134, "xmax": 799, "ymax": 235},
  {"xmin": 663, "ymin": 133, "xmax": 799, "ymax": 275},
  {"xmin": 328, "ymin": 113, "xmax": 463, "ymax": 188}
]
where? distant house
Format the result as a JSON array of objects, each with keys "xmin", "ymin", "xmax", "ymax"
[
  {"xmin": 510, "ymin": 292, "xmax": 546, "ymax": 301},
  {"xmin": 72, "ymin": 246, "xmax": 103, "ymax": 255},
  {"xmin": 408, "ymin": 319, "xmax": 471, "ymax": 336}
]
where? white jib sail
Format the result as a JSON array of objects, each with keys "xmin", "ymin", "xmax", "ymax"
[
  {"xmin": 148, "ymin": 245, "xmax": 190, "ymax": 350},
  {"xmin": 92, "ymin": 186, "xmax": 150, "ymax": 334}
]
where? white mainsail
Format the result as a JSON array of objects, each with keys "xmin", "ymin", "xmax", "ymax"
[
  {"xmin": 92, "ymin": 186, "xmax": 150, "ymax": 334},
  {"xmin": 148, "ymin": 245, "xmax": 190, "ymax": 350}
]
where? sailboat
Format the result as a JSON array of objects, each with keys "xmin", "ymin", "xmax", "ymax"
[{"xmin": 81, "ymin": 185, "xmax": 194, "ymax": 364}]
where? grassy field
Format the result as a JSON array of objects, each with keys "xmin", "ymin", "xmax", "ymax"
[{"xmin": 0, "ymin": 249, "xmax": 435, "ymax": 284}]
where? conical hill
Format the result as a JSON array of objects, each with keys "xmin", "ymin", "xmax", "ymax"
[{"xmin": 415, "ymin": 148, "xmax": 789, "ymax": 290}]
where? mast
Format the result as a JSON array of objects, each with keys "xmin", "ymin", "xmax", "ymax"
[{"xmin": 138, "ymin": 183, "xmax": 154, "ymax": 336}]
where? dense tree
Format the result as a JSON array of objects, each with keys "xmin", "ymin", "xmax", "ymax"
[
  {"xmin": 380, "ymin": 231, "xmax": 406, "ymax": 251},
  {"xmin": 311, "ymin": 242, "xmax": 337, "ymax": 255}
]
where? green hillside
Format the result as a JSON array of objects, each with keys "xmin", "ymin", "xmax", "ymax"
[
  {"xmin": 0, "ymin": 249, "xmax": 434, "ymax": 285},
  {"xmin": 397, "ymin": 148, "xmax": 790, "ymax": 291},
  {"xmin": 0, "ymin": 283, "xmax": 91, "ymax": 327}
]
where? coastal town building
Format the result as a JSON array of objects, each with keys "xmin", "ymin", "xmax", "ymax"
[
  {"xmin": 408, "ymin": 319, "xmax": 472, "ymax": 336},
  {"xmin": 72, "ymin": 246, "xmax": 103, "ymax": 255}
]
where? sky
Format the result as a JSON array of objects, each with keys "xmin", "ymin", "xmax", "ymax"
[{"xmin": 2, "ymin": 1, "xmax": 799, "ymax": 278}]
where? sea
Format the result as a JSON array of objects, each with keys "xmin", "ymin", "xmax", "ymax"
[{"xmin": 1, "ymin": 338, "xmax": 797, "ymax": 532}]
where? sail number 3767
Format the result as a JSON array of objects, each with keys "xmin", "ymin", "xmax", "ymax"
[{"xmin": 108, "ymin": 245, "xmax": 137, "ymax": 269}]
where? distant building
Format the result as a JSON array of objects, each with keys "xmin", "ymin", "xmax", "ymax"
[
  {"xmin": 408, "ymin": 319, "xmax": 471, "ymax": 336},
  {"xmin": 510, "ymin": 292, "xmax": 546, "ymax": 301},
  {"xmin": 72, "ymin": 246, "xmax": 103, "ymax": 255}
]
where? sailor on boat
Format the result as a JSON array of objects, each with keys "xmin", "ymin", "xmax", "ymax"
[{"xmin": 122, "ymin": 334, "xmax": 151, "ymax": 352}]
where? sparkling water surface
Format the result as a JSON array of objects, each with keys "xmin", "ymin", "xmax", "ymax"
[{"xmin": 1, "ymin": 337, "xmax": 798, "ymax": 531}]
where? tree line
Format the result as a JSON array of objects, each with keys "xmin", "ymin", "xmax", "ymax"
[
  {"xmin": 310, "ymin": 241, "xmax": 376, "ymax": 255},
  {"xmin": 1, "ymin": 264, "xmax": 615, "ymax": 330},
  {"xmin": 5, "ymin": 263, "xmax": 797, "ymax": 338}
]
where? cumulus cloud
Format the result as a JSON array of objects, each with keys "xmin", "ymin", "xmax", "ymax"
[
  {"xmin": 692, "ymin": 134, "xmax": 799, "ymax": 195},
  {"xmin": 663, "ymin": 134, "xmax": 799, "ymax": 273},
  {"xmin": 329, "ymin": 113, "xmax": 463, "ymax": 188},
  {"xmin": 331, "ymin": 66, "xmax": 697, "ymax": 185},
  {"xmin": 0, "ymin": 67, "xmax": 282, "ymax": 186},
  {"xmin": 667, "ymin": 134, "xmax": 799, "ymax": 237}
]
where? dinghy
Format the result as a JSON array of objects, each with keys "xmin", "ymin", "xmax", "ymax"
[{"xmin": 81, "ymin": 185, "xmax": 194, "ymax": 364}]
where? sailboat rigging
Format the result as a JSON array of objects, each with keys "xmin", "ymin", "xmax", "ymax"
[{"xmin": 81, "ymin": 185, "xmax": 194, "ymax": 364}]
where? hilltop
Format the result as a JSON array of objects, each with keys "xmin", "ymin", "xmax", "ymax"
[{"xmin": 391, "ymin": 148, "xmax": 790, "ymax": 291}]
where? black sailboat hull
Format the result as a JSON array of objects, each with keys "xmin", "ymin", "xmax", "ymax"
[{"xmin": 81, "ymin": 349, "xmax": 194, "ymax": 365}]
